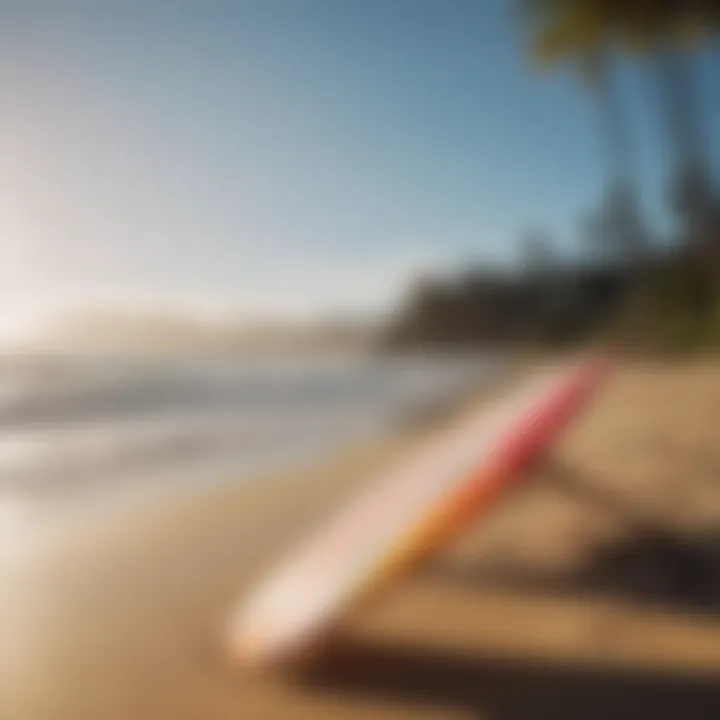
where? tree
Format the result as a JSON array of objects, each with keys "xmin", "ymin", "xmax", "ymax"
[
  {"xmin": 614, "ymin": 4, "xmax": 717, "ymax": 246},
  {"xmin": 522, "ymin": 1, "xmax": 627, "ymax": 187},
  {"xmin": 523, "ymin": 0, "xmax": 720, "ymax": 248},
  {"xmin": 520, "ymin": 229, "xmax": 556, "ymax": 277},
  {"xmin": 522, "ymin": 0, "xmax": 650, "ymax": 262},
  {"xmin": 561, "ymin": 1, "xmax": 718, "ymax": 246}
]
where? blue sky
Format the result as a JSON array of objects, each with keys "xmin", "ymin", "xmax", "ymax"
[{"xmin": 0, "ymin": 0, "xmax": 718, "ymax": 340}]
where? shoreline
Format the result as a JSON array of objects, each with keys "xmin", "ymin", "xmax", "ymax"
[
  {"xmin": 16, "ymin": 356, "xmax": 520, "ymax": 539},
  {"xmin": 0, "ymin": 351, "xmax": 504, "ymax": 513},
  {"xmin": 1, "ymin": 357, "xmax": 720, "ymax": 718}
]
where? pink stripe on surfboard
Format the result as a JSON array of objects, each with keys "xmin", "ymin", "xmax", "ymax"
[{"xmin": 228, "ymin": 357, "xmax": 609, "ymax": 667}]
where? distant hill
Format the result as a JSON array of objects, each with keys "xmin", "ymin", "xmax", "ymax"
[{"xmin": 36, "ymin": 311, "xmax": 379, "ymax": 356}]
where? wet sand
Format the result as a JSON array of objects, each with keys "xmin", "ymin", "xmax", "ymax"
[{"xmin": 1, "ymin": 359, "xmax": 720, "ymax": 719}]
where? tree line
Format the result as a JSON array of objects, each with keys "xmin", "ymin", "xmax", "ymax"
[{"xmin": 385, "ymin": 1, "xmax": 720, "ymax": 352}]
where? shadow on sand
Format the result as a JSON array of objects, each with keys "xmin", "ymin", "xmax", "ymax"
[
  {"xmin": 301, "ymin": 639, "xmax": 720, "ymax": 719},
  {"xmin": 298, "ymin": 457, "xmax": 720, "ymax": 718},
  {"xmin": 422, "ymin": 458, "xmax": 720, "ymax": 615}
]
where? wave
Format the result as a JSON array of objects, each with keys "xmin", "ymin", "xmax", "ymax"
[{"xmin": 0, "ymin": 353, "xmax": 496, "ymax": 499}]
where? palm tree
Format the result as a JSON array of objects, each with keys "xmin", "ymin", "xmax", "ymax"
[
  {"xmin": 523, "ymin": 1, "xmax": 625, "ymax": 182},
  {"xmin": 522, "ymin": 0, "xmax": 650, "ymax": 264},
  {"xmin": 614, "ymin": 3, "xmax": 718, "ymax": 248},
  {"xmin": 520, "ymin": 229, "xmax": 556, "ymax": 276},
  {"xmin": 524, "ymin": 0, "xmax": 720, "ymax": 248},
  {"xmin": 523, "ymin": 1, "xmax": 720, "ymax": 343},
  {"xmin": 593, "ymin": 2, "xmax": 718, "ymax": 246}
]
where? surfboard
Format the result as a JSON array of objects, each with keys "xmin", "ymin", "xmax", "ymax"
[{"xmin": 227, "ymin": 357, "xmax": 609, "ymax": 668}]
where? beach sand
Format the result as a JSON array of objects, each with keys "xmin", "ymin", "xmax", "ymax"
[{"xmin": 1, "ymin": 359, "xmax": 720, "ymax": 719}]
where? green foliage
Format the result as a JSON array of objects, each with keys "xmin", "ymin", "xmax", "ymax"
[
  {"xmin": 384, "ymin": 247, "xmax": 720, "ymax": 354},
  {"xmin": 609, "ymin": 254, "xmax": 720, "ymax": 352},
  {"xmin": 523, "ymin": 0, "xmax": 720, "ymax": 61},
  {"xmin": 518, "ymin": 0, "xmax": 720, "ymax": 354}
]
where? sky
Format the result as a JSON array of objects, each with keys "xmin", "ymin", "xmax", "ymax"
[{"xmin": 0, "ymin": 0, "xmax": 719, "ymax": 343}]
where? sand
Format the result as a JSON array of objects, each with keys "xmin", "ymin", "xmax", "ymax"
[{"xmin": 1, "ymin": 359, "xmax": 719, "ymax": 719}]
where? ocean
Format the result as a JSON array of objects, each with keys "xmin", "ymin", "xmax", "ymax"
[{"xmin": 0, "ymin": 352, "xmax": 499, "ymax": 505}]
